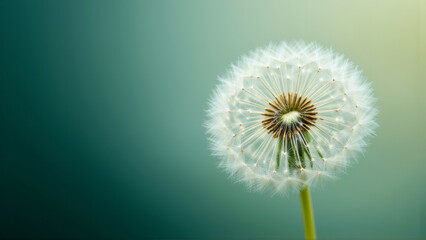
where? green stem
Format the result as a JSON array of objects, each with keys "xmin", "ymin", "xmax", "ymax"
[
  {"xmin": 300, "ymin": 186, "xmax": 316, "ymax": 240},
  {"xmin": 276, "ymin": 137, "xmax": 283, "ymax": 170}
]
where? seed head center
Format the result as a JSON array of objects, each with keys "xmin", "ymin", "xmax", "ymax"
[
  {"xmin": 261, "ymin": 92, "xmax": 318, "ymax": 138},
  {"xmin": 281, "ymin": 111, "xmax": 301, "ymax": 125}
]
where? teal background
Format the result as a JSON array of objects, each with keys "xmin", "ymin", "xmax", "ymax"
[{"xmin": 1, "ymin": 0, "xmax": 425, "ymax": 239}]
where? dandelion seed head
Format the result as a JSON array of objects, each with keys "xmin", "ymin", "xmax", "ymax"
[{"xmin": 206, "ymin": 41, "xmax": 377, "ymax": 194}]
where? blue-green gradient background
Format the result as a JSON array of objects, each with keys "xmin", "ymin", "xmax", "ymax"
[{"xmin": 1, "ymin": 0, "xmax": 425, "ymax": 239}]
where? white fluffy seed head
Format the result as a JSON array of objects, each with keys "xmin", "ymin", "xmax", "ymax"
[{"xmin": 206, "ymin": 41, "xmax": 378, "ymax": 195}]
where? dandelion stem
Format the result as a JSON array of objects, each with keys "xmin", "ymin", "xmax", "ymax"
[
  {"xmin": 300, "ymin": 186, "xmax": 316, "ymax": 240},
  {"xmin": 276, "ymin": 137, "xmax": 283, "ymax": 169}
]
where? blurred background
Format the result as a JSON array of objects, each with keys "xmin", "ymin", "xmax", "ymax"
[{"xmin": 1, "ymin": 0, "xmax": 425, "ymax": 239}]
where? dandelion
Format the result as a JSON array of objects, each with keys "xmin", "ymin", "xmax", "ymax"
[{"xmin": 206, "ymin": 42, "xmax": 377, "ymax": 239}]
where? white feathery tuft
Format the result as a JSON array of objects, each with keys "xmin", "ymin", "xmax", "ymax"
[{"xmin": 206, "ymin": 41, "xmax": 377, "ymax": 195}]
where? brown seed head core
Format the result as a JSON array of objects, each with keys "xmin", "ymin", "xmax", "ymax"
[{"xmin": 261, "ymin": 92, "xmax": 318, "ymax": 139}]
